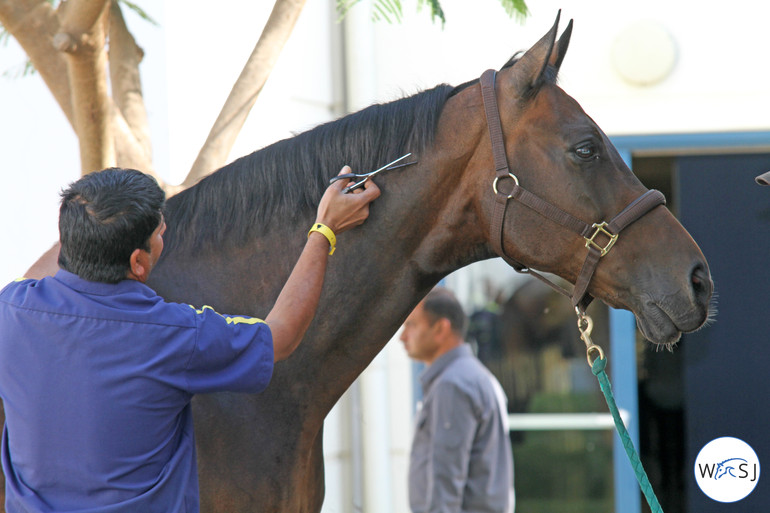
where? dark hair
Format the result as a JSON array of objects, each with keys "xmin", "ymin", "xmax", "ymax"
[
  {"xmin": 422, "ymin": 287, "xmax": 468, "ymax": 338},
  {"xmin": 58, "ymin": 168, "xmax": 165, "ymax": 283}
]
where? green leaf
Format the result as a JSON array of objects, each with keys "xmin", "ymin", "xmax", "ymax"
[
  {"xmin": 2, "ymin": 60, "xmax": 37, "ymax": 79},
  {"xmin": 119, "ymin": 0, "xmax": 159, "ymax": 26},
  {"xmin": 499, "ymin": 0, "xmax": 529, "ymax": 21},
  {"xmin": 417, "ymin": 0, "xmax": 446, "ymax": 26},
  {"xmin": 335, "ymin": 0, "xmax": 359, "ymax": 21},
  {"xmin": 336, "ymin": 0, "xmax": 528, "ymax": 26}
]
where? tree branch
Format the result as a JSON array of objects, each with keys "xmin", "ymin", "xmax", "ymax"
[
  {"xmin": 55, "ymin": 0, "xmax": 115, "ymax": 174},
  {"xmin": 107, "ymin": 0, "xmax": 155, "ymax": 180},
  {"xmin": 55, "ymin": 0, "xmax": 110, "ymax": 46},
  {"xmin": 111, "ymin": 102, "xmax": 155, "ymax": 174},
  {"xmin": 108, "ymin": 1, "xmax": 152, "ymax": 163},
  {"xmin": 183, "ymin": 0, "xmax": 308, "ymax": 187}
]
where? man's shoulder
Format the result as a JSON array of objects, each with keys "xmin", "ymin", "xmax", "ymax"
[
  {"xmin": 435, "ymin": 352, "xmax": 488, "ymax": 386},
  {"xmin": 0, "ymin": 276, "xmax": 42, "ymax": 306},
  {"xmin": 444, "ymin": 348, "xmax": 486, "ymax": 372},
  {"xmin": 1, "ymin": 276, "xmax": 37, "ymax": 289},
  {"xmin": 435, "ymin": 350, "xmax": 501, "ymax": 396},
  {"xmin": 1, "ymin": 273, "xmax": 197, "ymax": 329}
]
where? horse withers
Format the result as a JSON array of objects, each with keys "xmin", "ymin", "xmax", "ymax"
[{"xmin": 0, "ymin": 13, "xmax": 712, "ymax": 513}]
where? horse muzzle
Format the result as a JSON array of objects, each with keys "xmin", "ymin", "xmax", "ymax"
[{"xmin": 629, "ymin": 259, "xmax": 714, "ymax": 346}]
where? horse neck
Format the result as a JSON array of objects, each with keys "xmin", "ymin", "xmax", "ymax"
[
  {"xmin": 289, "ymin": 93, "xmax": 494, "ymax": 410},
  {"xmin": 331, "ymin": 92, "xmax": 492, "ymax": 312}
]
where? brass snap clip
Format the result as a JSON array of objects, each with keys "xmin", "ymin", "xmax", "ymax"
[{"xmin": 576, "ymin": 308, "xmax": 605, "ymax": 367}]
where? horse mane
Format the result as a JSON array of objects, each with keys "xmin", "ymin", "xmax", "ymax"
[{"xmin": 163, "ymin": 84, "xmax": 456, "ymax": 252}]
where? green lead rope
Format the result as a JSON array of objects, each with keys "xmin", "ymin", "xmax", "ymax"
[{"xmin": 591, "ymin": 356, "xmax": 664, "ymax": 513}]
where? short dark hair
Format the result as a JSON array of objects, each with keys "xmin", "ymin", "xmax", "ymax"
[
  {"xmin": 422, "ymin": 287, "xmax": 468, "ymax": 338},
  {"xmin": 58, "ymin": 168, "xmax": 165, "ymax": 283}
]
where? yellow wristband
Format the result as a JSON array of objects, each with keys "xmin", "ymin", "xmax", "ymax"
[{"xmin": 308, "ymin": 223, "xmax": 336, "ymax": 255}]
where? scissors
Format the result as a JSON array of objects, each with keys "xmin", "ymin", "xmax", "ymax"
[{"xmin": 330, "ymin": 153, "xmax": 417, "ymax": 193}]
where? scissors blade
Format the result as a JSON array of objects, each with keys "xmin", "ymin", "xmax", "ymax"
[
  {"xmin": 365, "ymin": 153, "xmax": 412, "ymax": 178},
  {"xmin": 343, "ymin": 153, "xmax": 413, "ymax": 193}
]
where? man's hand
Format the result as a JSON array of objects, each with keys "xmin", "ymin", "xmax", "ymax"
[{"xmin": 314, "ymin": 166, "xmax": 381, "ymax": 234}]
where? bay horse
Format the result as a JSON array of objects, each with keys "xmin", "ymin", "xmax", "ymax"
[{"xmin": 0, "ymin": 14, "xmax": 713, "ymax": 513}]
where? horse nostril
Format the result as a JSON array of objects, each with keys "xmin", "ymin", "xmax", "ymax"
[{"xmin": 690, "ymin": 262, "xmax": 713, "ymax": 299}]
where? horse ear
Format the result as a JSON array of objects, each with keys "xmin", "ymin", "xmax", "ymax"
[
  {"xmin": 550, "ymin": 19, "xmax": 573, "ymax": 71},
  {"xmin": 504, "ymin": 11, "xmax": 561, "ymax": 96},
  {"xmin": 500, "ymin": 18, "xmax": 573, "ymax": 72}
]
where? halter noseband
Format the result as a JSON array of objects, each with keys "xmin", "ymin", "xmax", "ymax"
[{"xmin": 479, "ymin": 69, "xmax": 665, "ymax": 311}]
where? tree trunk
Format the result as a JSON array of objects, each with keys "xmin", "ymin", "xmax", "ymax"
[{"xmin": 184, "ymin": 0, "xmax": 308, "ymax": 186}]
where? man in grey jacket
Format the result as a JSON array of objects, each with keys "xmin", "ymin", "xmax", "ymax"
[{"xmin": 401, "ymin": 287, "xmax": 515, "ymax": 513}]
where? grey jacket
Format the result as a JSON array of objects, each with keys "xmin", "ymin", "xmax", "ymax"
[{"xmin": 409, "ymin": 344, "xmax": 515, "ymax": 513}]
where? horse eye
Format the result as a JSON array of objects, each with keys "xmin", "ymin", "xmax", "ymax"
[{"xmin": 574, "ymin": 143, "xmax": 598, "ymax": 161}]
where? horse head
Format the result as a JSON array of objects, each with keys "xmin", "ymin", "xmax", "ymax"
[
  {"xmin": 442, "ymin": 13, "xmax": 713, "ymax": 346},
  {"xmin": 715, "ymin": 458, "xmax": 746, "ymax": 480}
]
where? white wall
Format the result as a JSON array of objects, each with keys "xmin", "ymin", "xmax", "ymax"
[{"xmin": 365, "ymin": 0, "xmax": 770, "ymax": 136}]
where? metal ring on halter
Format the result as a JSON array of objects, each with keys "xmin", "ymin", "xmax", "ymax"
[
  {"xmin": 586, "ymin": 344, "xmax": 605, "ymax": 367},
  {"xmin": 492, "ymin": 173, "xmax": 519, "ymax": 199}
]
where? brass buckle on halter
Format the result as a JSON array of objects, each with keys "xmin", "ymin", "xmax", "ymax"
[{"xmin": 585, "ymin": 222, "xmax": 618, "ymax": 257}]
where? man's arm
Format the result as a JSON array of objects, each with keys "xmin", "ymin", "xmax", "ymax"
[{"xmin": 266, "ymin": 167, "xmax": 380, "ymax": 361}]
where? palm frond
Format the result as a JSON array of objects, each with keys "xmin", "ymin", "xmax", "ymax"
[{"xmin": 337, "ymin": 0, "xmax": 404, "ymax": 24}]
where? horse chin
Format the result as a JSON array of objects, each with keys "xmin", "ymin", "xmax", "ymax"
[
  {"xmin": 634, "ymin": 307, "xmax": 683, "ymax": 348},
  {"xmin": 632, "ymin": 295, "xmax": 711, "ymax": 347}
]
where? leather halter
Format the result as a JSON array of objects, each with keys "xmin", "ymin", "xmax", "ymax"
[{"xmin": 479, "ymin": 69, "xmax": 666, "ymax": 311}]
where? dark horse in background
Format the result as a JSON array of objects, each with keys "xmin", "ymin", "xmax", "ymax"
[{"xmin": 0, "ymin": 14, "xmax": 713, "ymax": 513}]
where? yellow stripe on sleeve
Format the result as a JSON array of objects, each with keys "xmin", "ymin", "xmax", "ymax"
[{"xmin": 188, "ymin": 304, "xmax": 266, "ymax": 325}]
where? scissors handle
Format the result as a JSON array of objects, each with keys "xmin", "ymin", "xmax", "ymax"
[
  {"xmin": 329, "ymin": 153, "xmax": 416, "ymax": 193},
  {"xmin": 329, "ymin": 173, "xmax": 358, "ymax": 185},
  {"xmin": 344, "ymin": 178, "xmax": 370, "ymax": 193}
]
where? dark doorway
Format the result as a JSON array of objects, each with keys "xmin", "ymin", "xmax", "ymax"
[
  {"xmin": 633, "ymin": 152, "xmax": 770, "ymax": 512},
  {"xmin": 678, "ymin": 153, "xmax": 770, "ymax": 512}
]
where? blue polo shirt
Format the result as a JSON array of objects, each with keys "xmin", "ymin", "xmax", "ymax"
[{"xmin": 0, "ymin": 270, "xmax": 274, "ymax": 512}]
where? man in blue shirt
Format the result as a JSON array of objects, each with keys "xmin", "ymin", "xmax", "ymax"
[
  {"xmin": 0, "ymin": 167, "xmax": 379, "ymax": 512},
  {"xmin": 401, "ymin": 287, "xmax": 515, "ymax": 513}
]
